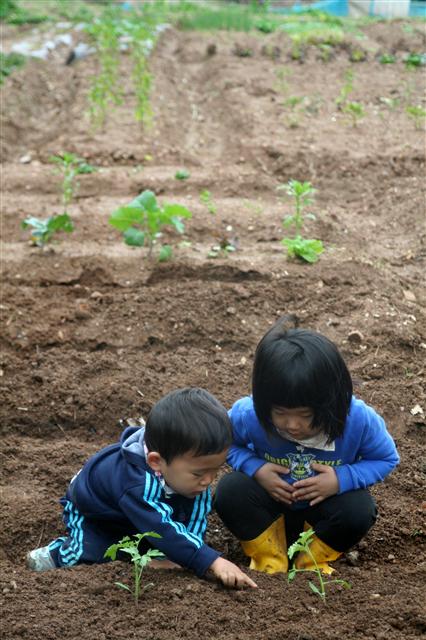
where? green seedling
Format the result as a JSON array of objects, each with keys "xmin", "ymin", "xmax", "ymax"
[
  {"xmin": 175, "ymin": 169, "xmax": 190, "ymax": 180},
  {"xmin": 283, "ymin": 96, "xmax": 304, "ymax": 110},
  {"xmin": 288, "ymin": 529, "xmax": 351, "ymax": 600},
  {"xmin": 109, "ymin": 189, "xmax": 192, "ymax": 260},
  {"xmin": 200, "ymin": 190, "xmax": 217, "ymax": 215},
  {"xmin": 104, "ymin": 532, "xmax": 163, "ymax": 605},
  {"xmin": 207, "ymin": 237, "xmax": 236, "ymax": 259},
  {"xmin": 335, "ymin": 69, "xmax": 354, "ymax": 109},
  {"xmin": 404, "ymin": 52, "xmax": 426, "ymax": 69},
  {"xmin": 86, "ymin": 10, "xmax": 123, "ymax": 128},
  {"xmin": 342, "ymin": 101, "xmax": 365, "ymax": 127},
  {"xmin": 379, "ymin": 96, "xmax": 399, "ymax": 111},
  {"xmin": 405, "ymin": 105, "xmax": 426, "ymax": 130},
  {"xmin": 127, "ymin": 19, "xmax": 154, "ymax": 126},
  {"xmin": 274, "ymin": 66, "xmax": 292, "ymax": 95},
  {"xmin": 278, "ymin": 179, "xmax": 323, "ymax": 263},
  {"xmin": 0, "ymin": 52, "xmax": 25, "ymax": 84},
  {"xmin": 21, "ymin": 214, "xmax": 74, "ymax": 247},
  {"xmin": 349, "ymin": 48, "xmax": 367, "ymax": 62},
  {"xmin": 50, "ymin": 153, "xmax": 96, "ymax": 211},
  {"xmin": 379, "ymin": 53, "xmax": 396, "ymax": 64}
]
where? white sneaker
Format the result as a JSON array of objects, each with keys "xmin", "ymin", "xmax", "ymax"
[{"xmin": 26, "ymin": 545, "xmax": 56, "ymax": 571}]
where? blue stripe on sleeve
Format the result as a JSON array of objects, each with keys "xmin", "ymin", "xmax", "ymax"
[{"xmin": 143, "ymin": 473, "xmax": 202, "ymax": 549}]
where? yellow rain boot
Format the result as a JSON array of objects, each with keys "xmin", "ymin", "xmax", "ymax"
[
  {"xmin": 295, "ymin": 533, "xmax": 342, "ymax": 575},
  {"xmin": 240, "ymin": 516, "xmax": 288, "ymax": 574}
]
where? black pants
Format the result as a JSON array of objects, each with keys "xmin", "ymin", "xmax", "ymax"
[{"xmin": 214, "ymin": 471, "xmax": 377, "ymax": 551}]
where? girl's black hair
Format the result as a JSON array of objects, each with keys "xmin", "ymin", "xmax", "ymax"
[
  {"xmin": 252, "ymin": 316, "xmax": 353, "ymax": 443},
  {"xmin": 144, "ymin": 388, "xmax": 232, "ymax": 463}
]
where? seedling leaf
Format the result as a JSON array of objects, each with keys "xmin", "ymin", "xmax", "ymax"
[
  {"xmin": 123, "ymin": 228, "xmax": 145, "ymax": 247},
  {"xmin": 109, "ymin": 206, "xmax": 144, "ymax": 231}
]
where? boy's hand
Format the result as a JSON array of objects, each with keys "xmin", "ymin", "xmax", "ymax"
[
  {"xmin": 254, "ymin": 462, "xmax": 294, "ymax": 504},
  {"xmin": 292, "ymin": 463, "xmax": 339, "ymax": 505},
  {"xmin": 209, "ymin": 557, "xmax": 257, "ymax": 589}
]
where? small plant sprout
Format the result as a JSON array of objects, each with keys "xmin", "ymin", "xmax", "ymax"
[
  {"xmin": 109, "ymin": 189, "xmax": 192, "ymax": 260},
  {"xmin": 50, "ymin": 153, "xmax": 96, "ymax": 212},
  {"xmin": 405, "ymin": 105, "xmax": 426, "ymax": 130},
  {"xmin": 21, "ymin": 214, "xmax": 74, "ymax": 247},
  {"xmin": 278, "ymin": 179, "xmax": 323, "ymax": 263},
  {"xmin": 175, "ymin": 168, "xmax": 190, "ymax": 180},
  {"xmin": 342, "ymin": 101, "xmax": 365, "ymax": 127},
  {"xmin": 335, "ymin": 68, "xmax": 354, "ymax": 110},
  {"xmin": 200, "ymin": 189, "xmax": 217, "ymax": 215},
  {"xmin": 104, "ymin": 532, "xmax": 163, "ymax": 605},
  {"xmin": 207, "ymin": 236, "xmax": 236, "ymax": 259},
  {"xmin": 287, "ymin": 529, "xmax": 351, "ymax": 600},
  {"xmin": 379, "ymin": 53, "xmax": 396, "ymax": 64}
]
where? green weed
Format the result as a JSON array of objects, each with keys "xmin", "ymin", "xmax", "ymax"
[
  {"xmin": 336, "ymin": 68, "xmax": 354, "ymax": 109},
  {"xmin": 0, "ymin": 51, "xmax": 25, "ymax": 84},
  {"xmin": 104, "ymin": 532, "xmax": 163, "ymax": 605},
  {"xmin": 405, "ymin": 105, "xmax": 426, "ymax": 130}
]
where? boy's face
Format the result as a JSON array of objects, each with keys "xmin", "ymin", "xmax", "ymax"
[{"xmin": 147, "ymin": 449, "xmax": 228, "ymax": 498}]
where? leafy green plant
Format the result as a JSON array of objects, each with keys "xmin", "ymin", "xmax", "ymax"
[
  {"xmin": 278, "ymin": 179, "xmax": 323, "ymax": 263},
  {"xmin": 21, "ymin": 214, "xmax": 74, "ymax": 247},
  {"xmin": 86, "ymin": 9, "xmax": 123, "ymax": 128},
  {"xmin": 349, "ymin": 47, "xmax": 367, "ymax": 62},
  {"xmin": 175, "ymin": 169, "xmax": 190, "ymax": 180},
  {"xmin": 2, "ymin": 0, "xmax": 48, "ymax": 24},
  {"xmin": 50, "ymin": 153, "xmax": 96, "ymax": 211},
  {"xmin": 288, "ymin": 529, "xmax": 351, "ymax": 600},
  {"xmin": 404, "ymin": 52, "xmax": 426, "ymax": 69},
  {"xmin": 200, "ymin": 190, "xmax": 217, "ymax": 215},
  {"xmin": 104, "ymin": 532, "xmax": 163, "ymax": 605},
  {"xmin": 342, "ymin": 100, "xmax": 365, "ymax": 127},
  {"xmin": 109, "ymin": 189, "xmax": 192, "ymax": 260},
  {"xmin": 405, "ymin": 105, "xmax": 426, "ymax": 130},
  {"xmin": 379, "ymin": 53, "xmax": 396, "ymax": 64},
  {"xmin": 0, "ymin": 51, "xmax": 25, "ymax": 83}
]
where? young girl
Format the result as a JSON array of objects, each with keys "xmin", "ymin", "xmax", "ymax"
[{"xmin": 215, "ymin": 317, "xmax": 399, "ymax": 575}]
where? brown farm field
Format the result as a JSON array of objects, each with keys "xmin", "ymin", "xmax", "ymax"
[{"xmin": 1, "ymin": 10, "xmax": 426, "ymax": 640}]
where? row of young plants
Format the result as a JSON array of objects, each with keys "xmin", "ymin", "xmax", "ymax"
[
  {"xmin": 275, "ymin": 64, "xmax": 425, "ymax": 129},
  {"xmin": 106, "ymin": 528, "xmax": 350, "ymax": 606},
  {"xmin": 21, "ymin": 154, "xmax": 322, "ymax": 264}
]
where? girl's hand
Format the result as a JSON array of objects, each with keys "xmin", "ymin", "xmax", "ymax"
[
  {"xmin": 292, "ymin": 463, "xmax": 339, "ymax": 506},
  {"xmin": 209, "ymin": 557, "xmax": 258, "ymax": 589},
  {"xmin": 254, "ymin": 463, "xmax": 294, "ymax": 505}
]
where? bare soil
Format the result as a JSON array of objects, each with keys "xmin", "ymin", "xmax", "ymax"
[{"xmin": 1, "ymin": 18, "xmax": 426, "ymax": 640}]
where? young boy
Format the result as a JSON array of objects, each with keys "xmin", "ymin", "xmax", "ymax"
[{"xmin": 27, "ymin": 387, "xmax": 257, "ymax": 589}]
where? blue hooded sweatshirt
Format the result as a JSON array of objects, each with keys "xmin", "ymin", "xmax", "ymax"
[
  {"xmin": 227, "ymin": 396, "xmax": 399, "ymax": 508},
  {"xmin": 65, "ymin": 426, "xmax": 219, "ymax": 576}
]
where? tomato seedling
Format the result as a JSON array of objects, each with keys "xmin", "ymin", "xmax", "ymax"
[
  {"xmin": 288, "ymin": 529, "xmax": 351, "ymax": 600},
  {"xmin": 278, "ymin": 179, "xmax": 323, "ymax": 263},
  {"xmin": 105, "ymin": 532, "xmax": 163, "ymax": 605},
  {"xmin": 50, "ymin": 152, "xmax": 96, "ymax": 212}
]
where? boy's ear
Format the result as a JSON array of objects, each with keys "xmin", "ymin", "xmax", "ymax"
[{"xmin": 146, "ymin": 451, "xmax": 163, "ymax": 472}]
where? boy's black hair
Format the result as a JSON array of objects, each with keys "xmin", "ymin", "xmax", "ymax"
[
  {"xmin": 252, "ymin": 316, "xmax": 353, "ymax": 443},
  {"xmin": 144, "ymin": 388, "xmax": 232, "ymax": 463}
]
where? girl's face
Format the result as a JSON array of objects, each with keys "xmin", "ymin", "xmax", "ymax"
[{"xmin": 271, "ymin": 406, "xmax": 319, "ymax": 441}]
